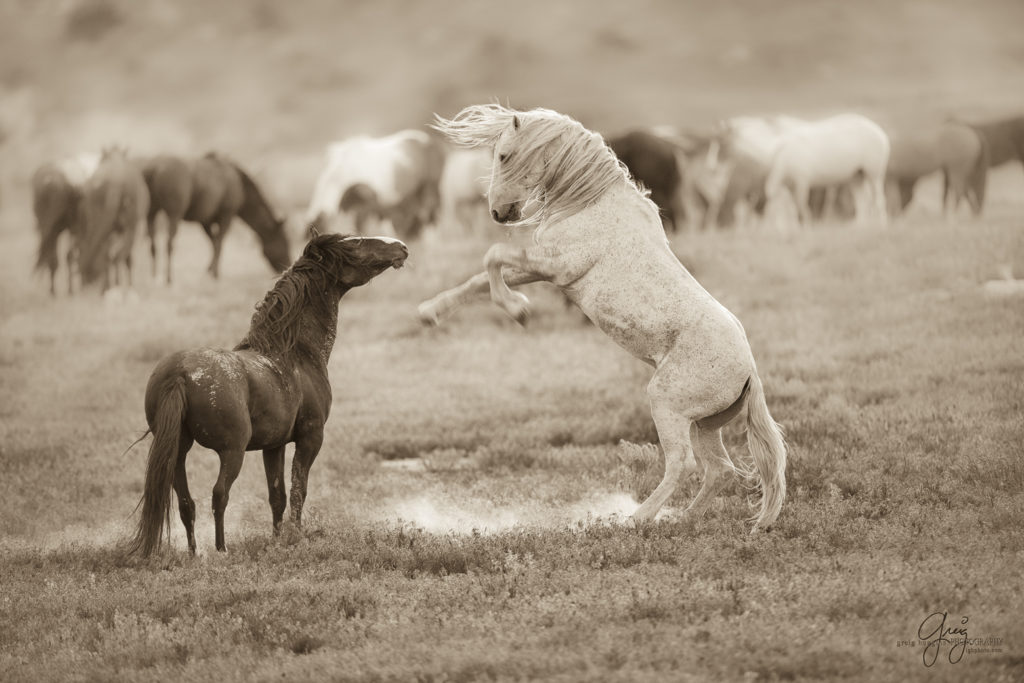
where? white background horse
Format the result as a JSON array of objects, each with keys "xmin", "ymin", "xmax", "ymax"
[
  {"xmin": 305, "ymin": 129, "xmax": 444, "ymax": 238},
  {"xmin": 419, "ymin": 104, "xmax": 787, "ymax": 531},
  {"xmin": 764, "ymin": 113, "xmax": 890, "ymax": 227},
  {"xmin": 438, "ymin": 147, "xmax": 492, "ymax": 236}
]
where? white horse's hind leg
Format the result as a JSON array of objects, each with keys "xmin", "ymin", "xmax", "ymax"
[
  {"xmin": 633, "ymin": 384, "xmax": 698, "ymax": 523},
  {"xmin": 683, "ymin": 425, "xmax": 736, "ymax": 518}
]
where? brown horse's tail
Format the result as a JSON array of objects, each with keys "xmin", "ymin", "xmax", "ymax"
[
  {"xmin": 127, "ymin": 377, "xmax": 187, "ymax": 557},
  {"xmin": 742, "ymin": 371, "xmax": 787, "ymax": 532}
]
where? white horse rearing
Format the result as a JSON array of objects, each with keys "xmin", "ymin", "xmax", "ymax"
[{"xmin": 419, "ymin": 105, "xmax": 787, "ymax": 531}]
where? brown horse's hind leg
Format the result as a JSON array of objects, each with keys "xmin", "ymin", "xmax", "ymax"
[
  {"xmin": 172, "ymin": 435, "xmax": 197, "ymax": 554},
  {"xmin": 263, "ymin": 445, "xmax": 287, "ymax": 534},
  {"xmin": 289, "ymin": 430, "xmax": 324, "ymax": 527},
  {"xmin": 212, "ymin": 449, "xmax": 245, "ymax": 552}
]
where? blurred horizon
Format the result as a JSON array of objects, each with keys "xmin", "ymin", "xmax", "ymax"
[{"xmin": 1, "ymin": 0, "xmax": 1023, "ymax": 196}]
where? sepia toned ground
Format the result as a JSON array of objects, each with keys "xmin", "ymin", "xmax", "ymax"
[{"xmin": 1, "ymin": 1, "xmax": 1023, "ymax": 681}]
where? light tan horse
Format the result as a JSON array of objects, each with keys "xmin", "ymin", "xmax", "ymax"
[{"xmin": 418, "ymin": 105, "xmax": 787, "ymax": 531}]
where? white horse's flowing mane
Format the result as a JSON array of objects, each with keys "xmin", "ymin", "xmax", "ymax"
[{"xmin": 433, "ymin": 104, "xmax": 640, "ymax": 227}]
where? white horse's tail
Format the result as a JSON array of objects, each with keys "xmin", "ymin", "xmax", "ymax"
[{"xmin": 743, "ymin": 371, "xmax": 787, "ymax": 531}]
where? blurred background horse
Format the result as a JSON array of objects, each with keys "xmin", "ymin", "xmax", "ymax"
[
  {"xmin": 140, "ymin": 152, "xmax": 291, "ymax": 283},
  {"xmin": 438, "ymin": 147, "xmax": 491, "ymax": 236},
  {"xmin": 885, "ymin": 122, "xmax": 988, "ymax": 216},
  {"xmin": 31, "ymin": 152, "xmax": 99, "ymax": 295},
  {"xmin": 77, "ymin": 147, "xmax": 149, "ymax": 292},
  {"xmin": 968, "ymin": 115, "xmax": 1024, "ymax": 190},
  {"xmin": 763, "ymin": 114, "xmax": 890, "ymax": 227},
  {"xmin": 306, "ymin": 129, "xmax": 446, "ymax": 240}
]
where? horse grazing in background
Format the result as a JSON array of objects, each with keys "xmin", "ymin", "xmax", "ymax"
[
  {"xmin": 885, "ymin": 122, "xmax": 988, "ymax": 216},
  {"xmin": 127, "ymin": 233, "xmax": 408, "ymax": 557},
  {"xmin": 140, "ymin": 153, "xmax": 291, "ymax": 284},
  {"xmin": 77, "ymin": 148, "xmax": 149, "ymax": 292},
  {"xmin": 763, "ymin": 114, "xmax": 890, "ymax": 227},
  {"xmin": 419, "ymin": 104, "xmax": 787, "ymax": 532},
  {"xmin": 439, "ymin": 147, "xmax": 492, "ymax": 235},
  {"xmin": 306, "ymin": 130, "xmax": 446, "ymax": 240},
  {"xmin": 607, "ymin": 129, "xmax": 687, "ymax": 232},
  {"xmin": 31, "ymin": 153, "xmax": 100, "ymax": 295}
]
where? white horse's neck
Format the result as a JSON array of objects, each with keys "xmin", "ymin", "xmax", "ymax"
[{"xmin": 535, "ymin": 179, "xmax": 663, "ymax": 246}]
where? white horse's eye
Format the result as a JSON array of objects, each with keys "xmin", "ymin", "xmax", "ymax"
[{"xmin": 498, "ymin": 153, "xmax": 508, "ymax": 163}]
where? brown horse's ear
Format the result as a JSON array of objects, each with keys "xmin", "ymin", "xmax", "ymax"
[
  {"xmin": 309, "ymin": 226, "xmax": 320, "ymax": 239},
  {"xmin": 513, "ymin": 115, "xmax": 520, "ymax": 131}
]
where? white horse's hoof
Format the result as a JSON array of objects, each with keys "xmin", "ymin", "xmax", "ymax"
[
  {"xmin": 417, "ymin": 301, "xmax": 441, "ymax": 326},
  {"xmin": 504, "ymin": 291, "xmax": 531, "ymax": 326}
]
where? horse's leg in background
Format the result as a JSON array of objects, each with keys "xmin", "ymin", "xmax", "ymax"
[
  {"xmin": 632, "ymin": 377, "xmax": 697, "ymax": 523},
  {"xmin": 821, "ymin": 185, "xmax": 837, "ymax": 223},
  {"xmin": 898, "ymin": 179, "xmax": 915, "ymax": 213},
  {"xmin": 791, "ymin": 179, "xmax": 811, "ymax": 228},
  {"xmin": 263, "ymin": 445, "xmax": 287, "ymax": 534},
  {"xmin": 212, "ymin": 448, "xmax": 245, "ymax": 551},
  {"xmin": 204, "ymin": 215, "xmax": 232, "ymax": 279},
  {"xmin": 172, "ymin": 435, "xmax": 197, "ymax": 554},
  {"xmin": 289, "ymin": 431, "xmax": 324, "ymax": 527},
  {"xmin": 418, "ymin": 268, "xmax": 545, "ymax": 325},
  {"xmin": 869, "ymin": 172, "xmax": 888, "ymax": 227},
  {"xmin": 201, "ymin": 223, "xmax": 216, "ymax": 275},
  {"xmin": 66, "ymin": 239, "xmax": 77, "ymax": 296},
  {"xmin": 165, "ymin": 214, "xmax": 181, "ymax": 285},
  {"xmin": 146, "ymin": 208, "xmax": 160, "ymax": 280}
]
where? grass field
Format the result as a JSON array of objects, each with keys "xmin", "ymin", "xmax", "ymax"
[
  {"xmin": 2, "ymin": 1, "xmax": 1024, "ymax": 681},
  {"xmin": 2, "ymin": 183, "xmax": 1023, "ymax": 681}
]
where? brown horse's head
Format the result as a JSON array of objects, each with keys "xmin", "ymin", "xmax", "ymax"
[
  {"xmin": 302, "ymin": 233, "xmax": 408, "ymax": 289},
  {"xmin": 261, "ymin": 216, "xmax": 292, "ymax": 272}
]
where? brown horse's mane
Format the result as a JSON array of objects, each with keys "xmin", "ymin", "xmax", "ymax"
[{"xmin": 234, "ymin": 234, "xmax": 374, "ymax": 359}]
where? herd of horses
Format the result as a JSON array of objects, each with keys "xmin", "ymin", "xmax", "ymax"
[{"xmin": 31, "ymin": 111, "xmax": 1024, "ymax": 296}]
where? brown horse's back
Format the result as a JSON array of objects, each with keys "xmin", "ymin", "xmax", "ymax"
[
  {"xmin": 186, "ymin": 154, "xmax": 244, "ymax": 223},
  {"xmin": 141, "ymin": 155, "xmax": 193, "ymax": 220},
  {"xmin": 147, "ymin": 347, "xmax": 307, "ymax": 453}
]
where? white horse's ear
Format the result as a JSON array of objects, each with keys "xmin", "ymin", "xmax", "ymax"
[{"xmin": 513, "ymin": 115, "xmax": 520, "ymax": 131}]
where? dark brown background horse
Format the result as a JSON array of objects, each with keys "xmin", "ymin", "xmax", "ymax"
[
  {"xmin": 140, "ymin": 152, "xmax": 291, "ymax": 283},
  {"xmin": 32, "ymin": 163, "xmax": 85, "ymax": 296},
  {"xmin": 77, "ymin": 148, "xmax": 150, "ymax": 292},
  {"xmin": 128, "ymin": 233, "xmax": 408, "ymax": 557}
]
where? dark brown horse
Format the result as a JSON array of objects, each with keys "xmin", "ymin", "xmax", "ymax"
[
  {"xmin": 140, "ymin": 153, "xmax": 291, "ymax": 284},
  {"xmin": 970, "ymin": 115, "xmax": 1024, "ymax": 169},
  {"xmin": 32, "ymin": 162, "xmax": 86, "ymax": 295},
  {"xmin": 607, "ymin": 130, "xmax": 685, "ymax": 232},
  {"xmin": 78, "ymin": 148, "xmax": 150, "ymax": 292},
  {"xmin": 127, "ymin": 233, "xmax": 408, "ymax": 557},
  {"xmin": 968, "ymin": 115, "xmax": 1024, "ymax": 210}
]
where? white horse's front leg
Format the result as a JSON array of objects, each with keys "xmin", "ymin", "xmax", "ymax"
[
  {"xmin": 484, "ymin": 243, "xmax": 562, "ymax": 326},
  {"xmin": 418, "ymin": 267, "xmax": 543, "ymax": 325}
]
